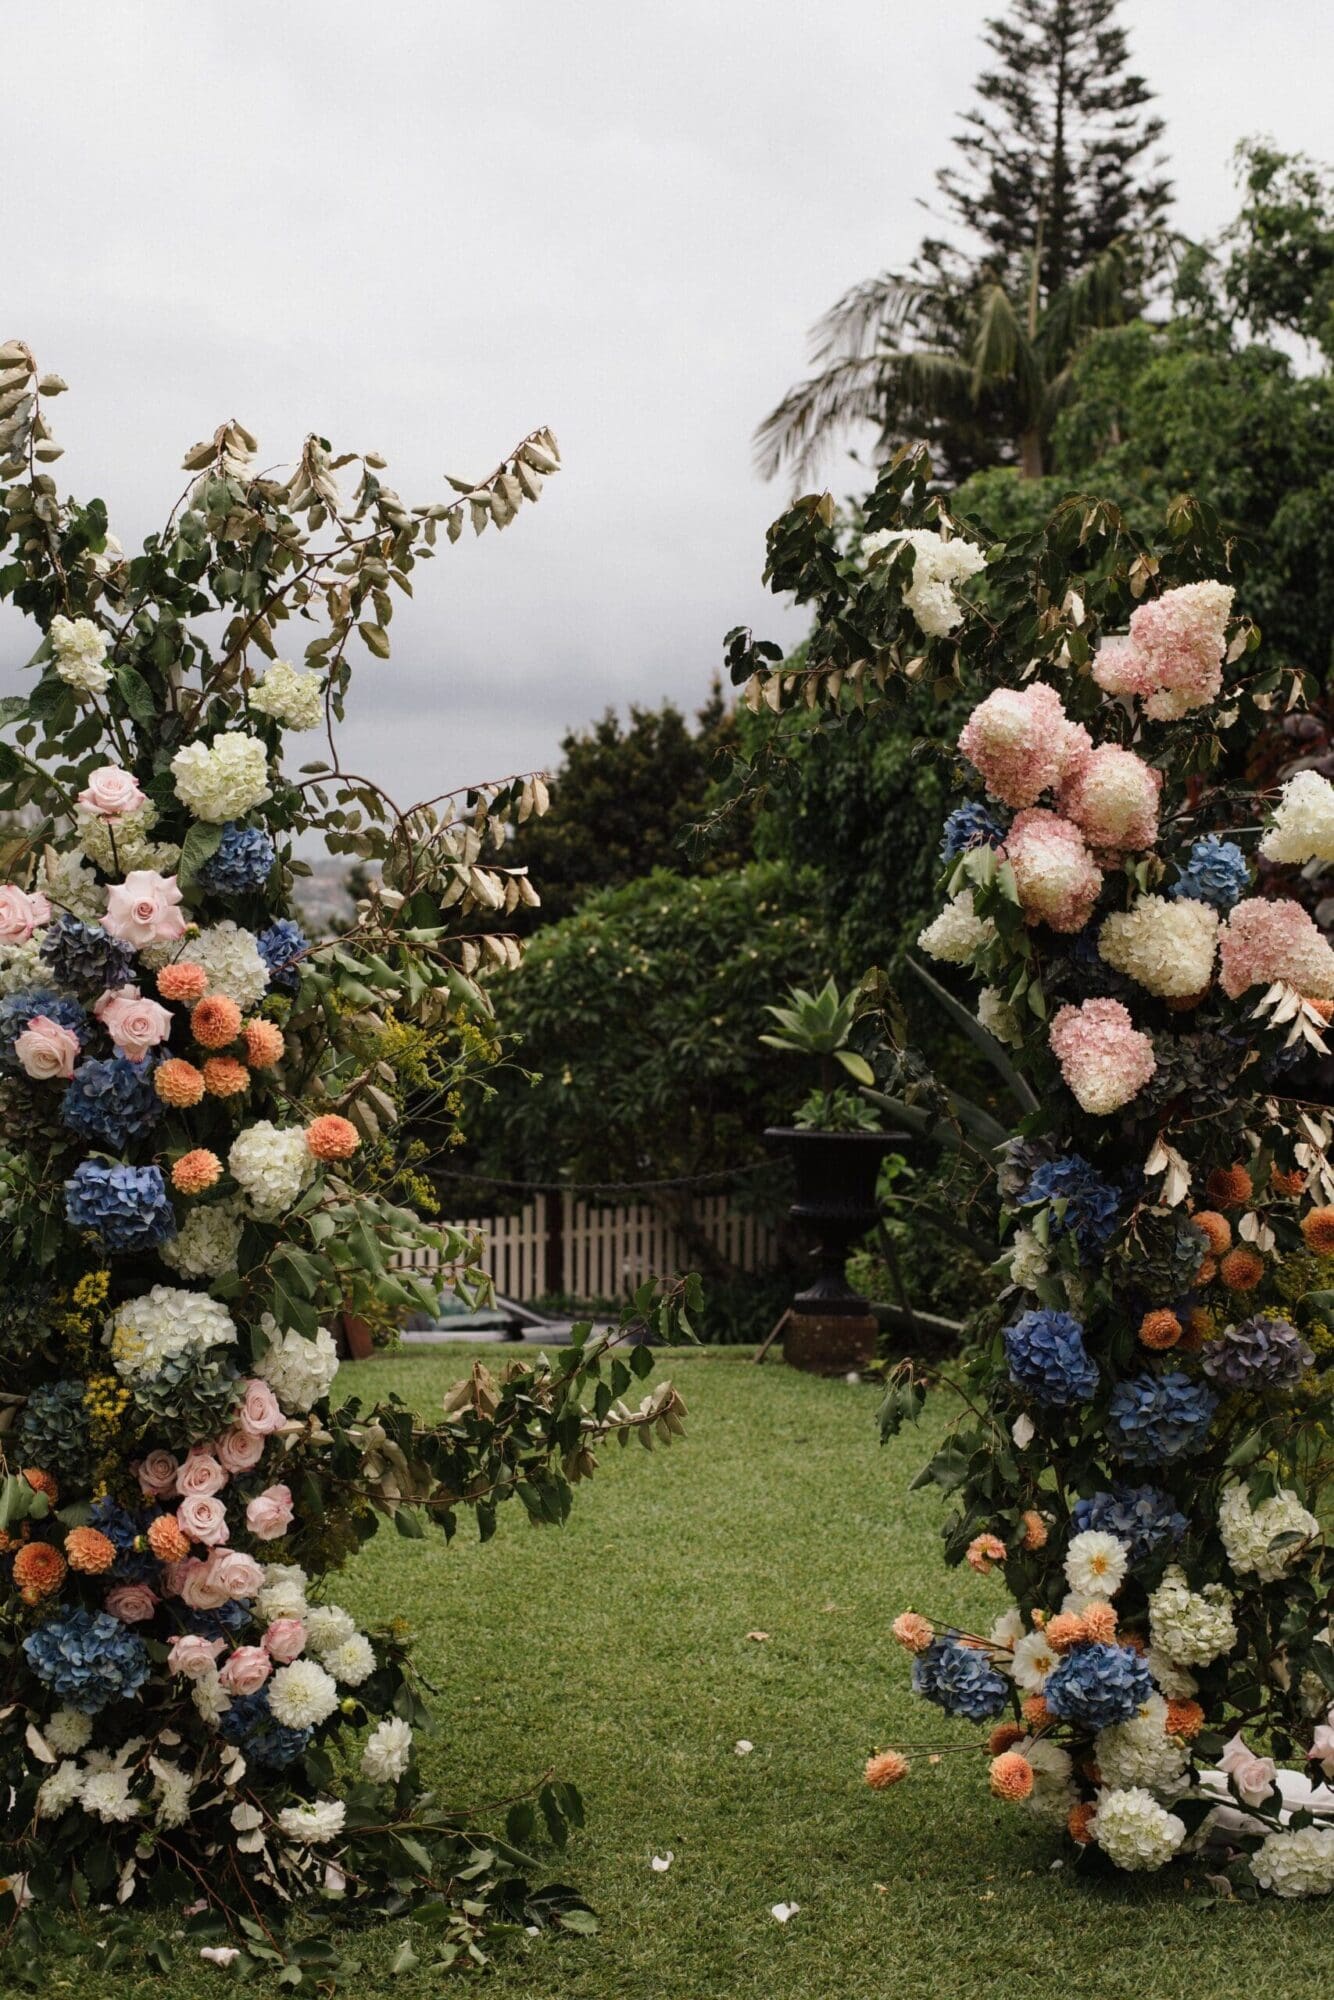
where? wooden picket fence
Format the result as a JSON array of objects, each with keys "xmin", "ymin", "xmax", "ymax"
[{"xmin": 393, "ymin": 1190, "xmax": 779, "ymax": 1301}]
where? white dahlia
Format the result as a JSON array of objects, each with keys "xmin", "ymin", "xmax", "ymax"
[
  {"xmin": 1064, "ymin": 1530, "xmax": 1129, "ymax": 1599},
  {"xmin": 1011, "ymin": 1628, "xmax": 1058, "ymax": 1691},
  {"xmin": 81, "ymin": 1768, "xmax": 140, "ymax": 1824},
  {"xmin": 304, "ymin": 1604, "xmax": 357, "ymax": 1654},
  {"xmin": 361, "ymin": 1716, "xmax": 413, "ymax": 1784},
  {"xmin": 1019, "ymin": 1736, "xmax": 1075, "ymax": 1822},
  {"xmin": 277, "ymin": 1799, "xmax": 346, "ymax": 1845},
  {"xmin": 43, "ymin": 1707, "xmax": 93, "ymax": 1756},
  {"xmin": 268, "ymin": 1659, "xmax": 340, "ymax": 1730},
  {"xmin": 322, "ymin": 1634, "xmax": 376, "ymax": 1687},
  {"xmin": 255, "ymin": 1563, "xmax": 310, "ymax": 1624},
  {"xmin": 37, "ymin": 1760, "xmax": 84, "ymax": 1817}
]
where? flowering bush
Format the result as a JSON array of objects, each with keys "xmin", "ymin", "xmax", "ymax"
[
  {"xmin": 0, "ymin": 345, "xmax": 695, "ymax": 1972},
  {"xmin": 734, "ymin": 447, "xmax": 1333, "ymax": 1897}
]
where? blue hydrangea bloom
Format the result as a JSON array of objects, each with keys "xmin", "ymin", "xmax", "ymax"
[
  {"xmin": 65, "ymin": 1161, "xmax": 177, "ymax": 1254},
  {"xmin": 1107, "ymin": 1371, "xmax": 1216, "ymax": 1462},
  {"xmin": 256, "ymin": 919, "xmax": 307, "ymax": 991},
  {"xmin": 940, "ymin": 800, "xmax": 1008, "ymax": 863},
  {"xmin": 0, "ymin": 988, "xmax": 87, "ymax": 1065},
  {"xmin": 23, "ymin": 1607, "xmax": 151, "ymax": 1713},
  {"xmin": 61, "ymin": 1053, "xmax": 162, "ymax": 1149},
  {"xmin": 1071, "ymin": 1485, "xmax": 1188, "ymax": 1563},
  {"xmin": 219, "ymin": 1689, "xmax": 312, "ymax": 1768},
  {"xmin": 40, "ymin": 914, "xmax": 135, "ymax": 996},
  {"xmin": 181, "ymin": 1598, "xmax": 251, "ymax": 1642},
  {"xmin": 1044, "ymin": 1641, "xmax": 1153, "ymax": 1731},
  {"xmin": 912, "ymin": 1636, "xmax": 1009, "ymax": 1722},
  {"xmin": 1004, "ymin": 1309, "xmax": 1099, "ymax": 1406},
  {"xmin": 200, "ymin": 821, "xmax": 276, "ymax": 896},
  {"xmin": 1201, "ymin": 1315, "xmax": 1314, "ymax": 1390},
  {"xmin": 91, "ymin": 1496, "xmax": 155, "ymax": 1584},
  {"xmin": 1021, "ymin": 1154, "xmax": 1121, "ymax": 1257},
  {"xmin": 1170, "ymin": 836, "xmax": 1249, "ymax": 912}
]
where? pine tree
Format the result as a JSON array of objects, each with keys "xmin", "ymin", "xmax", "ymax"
[{"xmin": 755, "ymin": 0, "xmax": 1171, "ymax": 483}]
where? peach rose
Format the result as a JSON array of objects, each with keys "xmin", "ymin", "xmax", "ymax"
[
  {"xmin": 208, "ymin": 1549, "xmax": 264, "ymax": 1599},
  {"xmin": 177, "ymin": 1450, "xmax": 227, "ymax": 1499},
  {"xmin": 178, "ymin": 1559, "xmax": 231, "ymax": 1611},
  {"xmin": 94, "ymin": 985, "xmax": 174, "ymax": 1060},
  {"xmin": 135, "ymin": 1449, "xmax": 179, "ymax": 1498},
  {"xmin": 246, "ymin": 1484, "xmax": 293, "ymax": 1541},
  {"xmin": 77, "ymin": 765, "xmax": 146, "ymax": 818},
  {"xmin": 15, "ymin": 1015, "xmax": 80, "ymax": 1081},
  {"xmin": 0, "ymin": 884, "xmax": 51, "ymax": 944},
  {"xmin": 218, "ymin": 1645, "xmax": 272, "ymax": 1696},
  {"xmin": 101, "ymin": 869, "xmax": 186, "ymax": 948},
  {"xmin": 216, "ymin": 1427, "xmax": 265, "ymax": 1475},
  {"xmin": 263, "ymin": 1617, "xmax": 307, "ymax": 1663},
  {"xmin": 167, "ymin": 1632, "xmax": 226, "ymax": 1679},
  {"xmin": 105, "ymin": 1583, "xmax": 158, "ymax": 1623},
  {"xmin": 177, "ymin": 1493, "xmax": 229, "ymax": 1547},
  {"xmin": 238, "ymin": 1378, "xmax": 284, "ymax": 1437}
]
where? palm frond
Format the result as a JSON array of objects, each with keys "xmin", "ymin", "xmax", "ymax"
[
  {"xmin": 752, "ymin": 352, "xmax": 893, "ymax": 484},
  {"xmin": 807, "ymin": 271, "xmax": 934, "ymax": 367},
  {"xmin": 1036, "ymin": 242, "xmax": 1131, "ymax": 369}
]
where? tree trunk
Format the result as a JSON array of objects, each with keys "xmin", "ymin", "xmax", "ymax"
[{"xmin": 1018, "ymin": 429, "xmax": 1044, "ymax": 480}]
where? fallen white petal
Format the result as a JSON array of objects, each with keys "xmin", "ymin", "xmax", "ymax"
[
  {"xmin": 650, "ymin": 1852, "xmax": 673, "ymax": 1872},
  {"xmin": 734, "ymin": 1740, "xmax": 754, "ymax": 1756},
  {"xmin": 200, "ymin": 1947, "xmax": 240, "ymax": 1966},
  {"xmin": 771, "ymin": 1901, "xmax": 800, "ymax": 1923}
]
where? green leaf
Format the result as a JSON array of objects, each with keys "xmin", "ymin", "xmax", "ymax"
[
  {"xmin": 115, "ymin": 663, "xmax": 159, "ymax": 727},
  {"xmin": 177, "ymin": 820, "xmax": 224, "ymax": 888}
]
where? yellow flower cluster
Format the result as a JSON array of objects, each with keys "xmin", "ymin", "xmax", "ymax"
[
  {"xmin": 83, "ymin": 1372, "xmax": 130, "ymax": 1450},
  {"xmin": 53, "ymin": 1269, "xmax": 111, "ymax": 1365}
]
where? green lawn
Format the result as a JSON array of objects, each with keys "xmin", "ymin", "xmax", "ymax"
[{"xmin": 89, "ymin": 1345, "xmax": 1328, "ymax": 1998}]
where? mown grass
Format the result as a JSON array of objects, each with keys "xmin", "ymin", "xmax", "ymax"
[{"xmin": 82, "ymin": 1345, "xmax": 1328, "ymax": 1998}]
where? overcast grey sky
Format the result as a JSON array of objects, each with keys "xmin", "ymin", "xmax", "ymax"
[{"xmin": 5, "ymin": 2, "xmax": 1331, "ymax": 807}]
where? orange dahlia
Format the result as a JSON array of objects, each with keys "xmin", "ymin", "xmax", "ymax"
[
  {"xmin": 1207, "ymin": 1164, "xmax": 1253, "ymax": 1207},
  {"xmin": 1019, "ymin": 1509, "xmax": 1048, "ymax": 1551},
  {"xmin": 155, "ymin": 1057, "xmax": 205, "ymax": 1108},
  {"xmin": 988, "ymin": 1722, "xmax": 1025, "ymax": 1756},
  {"xmin": 1271, "ymin": 1166, "xmax": 1307, "ymax": 1199},
  {"xmin": 1067, "ymin": 1801, "xmax": 1097, "ymax": 1845},
  {"xmin": 1045, "ymin": 1613, "xmax": 1086, "ymax": 1655},
  {"xmin": 157, "ymin": 962, "xmax": 209, "ymax": 1003},
  {"xmin": 1299, "ymin": 1206, "xmax": 1334, "ymax": 1255},
  {"xmin": 1165, "ymin": 1699, "xmax": 1205, "ymax": 1740},
  {"xmin": 1178, "ymin": 1307, "xmax": 1214, "ymax": 1352},
  {"xmin": 989, "ymin": 1751, "xmax": 1034, "ymax": 1801},
  {"xmin": 305, "ymin": 1114, "xmax": 360, "ymax": 1162},
  {"xmin": 1192, "ymin": 1210, "xmax": 1232, "ymax": 1256},
  {"xmin": 12, "ymin": 1542, "xmax": 66, "ymax": 1599},
  {"xmin": 1081, "ymin": 1601, "xmax": 1118, "ymax": 1644},
  {"xmin": 147, "ymin": 1514, "xmax": 190, "ymax": 1563},
  {"xmin": 202, "ymin": 1056, "xmax": 249, "ymax": 1098},
  {"xmin": 22, "ymin": 1468, "xmax": 58, "ymax": 1504},
  {"xmin": 864, "ymin": 1749, "xmax": 910, "ymax": 1790},
  {"xmin": 65, "ymin": 1526, "xmax": 116, "ymax": 1575},
  {"xmin": 1220, "ymin": 1245, "xmax": 1265, "ymax": 1290},
  {"xmin": 891, "ymin": 1611, "xmax": 934, "ymax": 1654},
  {"xmin": 966, "ymin": 1532, "xmax": 1007, "ymax": 1575},
  {"xmin": 242, "ymin": 1018, "xmax": 284, "ymax": 1068},
  {"xmin": 1021, "ymin": 1694, "xmax": 1052, "ymax": 1729},
  {"xmin": 191, "ymin": 994, "xmax": 242, "ymax": 1049},
  {"xmin": 172, "ymin": 1149, "xmax": 222, "ymax": 1195},
  {"xmin": 1138, "ymin": 1309, "xmax": 1182, "ymax": 1351}
]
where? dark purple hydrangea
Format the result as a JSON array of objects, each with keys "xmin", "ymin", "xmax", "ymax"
[
  {"xmin": 1004, "ymin": 1309, "xmax": 1100, "ymax": 1406},
  {"xmin": 1107, "ymin": 1371, "xmax": 1216, "ymax": 1463},
  {"xmin": 1201, "ymin": 1315, "xmax": 1314, "ymax": 1391},
  {"xmin": 65, "ymin": 1161, "xmax": 177, "ymax": 1254},
  {"xmin": 219, "ymin": 1689, "xmax": 312, "ymax": 1767},
  {"xmin": 1044, "ymin": 1641, "xmax": 1153, "ymax": 1731},
  {"xmin": 61, "ymin": 1053, "xmax": 162, "ymax": 1149},
  {"xmin": 912, "ymin": 1636, "xmax": 1009, "ymax": 1722},
  {"xmin": 40, "ymin": 913, "xmax": 136, "ymax": 996}
]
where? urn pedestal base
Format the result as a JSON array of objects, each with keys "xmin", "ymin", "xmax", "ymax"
[{"xmin": 783, "ymin": 1310, "xmax": 879, "ymax": 1376}]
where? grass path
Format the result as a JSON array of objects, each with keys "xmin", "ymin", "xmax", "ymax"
[{"xmin": 91, "ymin": 1344, "xmax": 1327, "ymax": 1998}]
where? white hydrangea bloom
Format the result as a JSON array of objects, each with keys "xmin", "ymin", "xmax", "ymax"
[
  {"xmin": 37, "ymin": 1759, "xmax": 85, "ymax": 1817},
  {"xmin": 255, "ymin": 1319, "xmax": 339, "ymax": 1413},
  {"xmin": 1018, "ymin": 1736, "xmax": 1075, "ymax": 1822},
  {"xmin": 249, "ymin": 660, "xmax": 325, "ymax": 732},
  {"xmin": 1148, "ymin": 1564, "xmax": 1237, "ymax": 1667},
  {"xmin": 1251, "ymin": 1825, "xmax": 1334, "ymax": 1897},
  {"xmin": 323, "ymin": 1634, "xmax": 376, "ymax": 1687},
  {"xmin": 1146, "ymin": 1647, "xmax": 1199, "ymax": 1700},
  {"xmin": 277, "ymin": 1799, "xmax": 346, "ymax": 1845},
  {"xmin": 171, "ymin": 733, "xmax": 272, "ymax": 822},
  {"xmin": 361, "ymin": 1717, "xmax": 413, "ymax": 1784},
  {"xmin": 1218, "ymin": 1479, "xmax": 1320, "ymax": 1584},
  {"xmin": 159, "ymin": 1198, "xmax": 245, "ymax": 1280},
  {"xmin": 1064, "ymin": 1530, "xmax": 1129, "ymax": 1599},
  {"xmin": 1259, "ymin": 770, "xmax": 1334, "ymax": 866},
  {"xmin": 1098, "ymin": 895, "xmax": 1219, "ymax": 1000},
  {"xmin": 229, "ymin": 1123, "xmax": 314, "ymax": 1220},
  {"xmin": 865, "ymin": 527, "xmax": 987, "ymax": 638},
  {"xmin": 268, "ymin": 1659, "xmax": 340, "ymax": 1729},
  {"xmin": 186, "ymin": 920, "xmax": 270, "ymax": 1010},
  {"xmin": 41, "ymin": 851, "xmax": 103, "ymax": 925},
  {"xmin": 1094, "ymin": 1787, "xmax": 1186, "ymax": 1871},
  {"xmin": 1011, "ymin": 1628, "xmax": 1058, "ymax": 1691},
  {"xmin": 918, "ymin": 891, "xmax": 995, "ymax": 965},
  {"xmin": 256, "ymin": 1563, "xmax": 310, "ymax": 1624},
  {"xmin": 50, "ymin": 614, "xmax": 111, "ymax": 695},
  {"xmin": 1095, "ymin": 1695, "xmax": 1189, "ymax": 1795},
  {"xmin": 105, "ymin": 1285, "xmax": 238, "ymax": 1382},
  {"xmin": 75, "ymin": 799, "xmax": 179, "ymax": 876},
  {"xmin": 304, "ymin": 1604, "xmax": 357, "ymax": 1654},
  {"xmin": 1008, "ymin": 1226, "xmax": 1049, "ymax": 1290},
  {"xmin": 44, "ymin": 1707, "xmax": 93, "ymax": 1756},
  {"xmin": 0, "ymin": 935, "xmax": 50, "ymax": 996},
  {"xmin": 81, "ymin": 1768, "xmax": 140, "ymax": 1823},
  {"xmin": 977, "ymin": 985, "xmax": 1022, "ymax": 1048}
]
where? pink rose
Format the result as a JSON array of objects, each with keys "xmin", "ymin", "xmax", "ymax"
[
  {"xmin": 77, "ymin": 765, "xmax": 146, "ymax": 818},
  {"xmin": 177, "ymin": 1450, "xmax": 227, "ymax": 1499},
  {"xmin": 0, "ymin": 884, "xmax": 51, "ymax": 945},
  {"xmin": 105, "ymin": 1583, "xmax": 158, "ymax": 1623},
  {"xmin": 167, "ymin": 1632, "xmax": 226, "ymax": 1679},
  {"xmin": 101, "ymin": 869, "xmax": 186, "ymax": 948},
  {"xmin": 177, "ymin": 1493, "xmax": 229, "ymax": 1547},
  {"xmin": 238, "ymin": 1378, "xmax": 284, "ymax": 1437},
  {"xmin": 218, "ymin": 1645, "xmax": 272, "ymax": 1696},
  {"xmin": 208, "ymin": 1549, "xmax": 264, "ymax": 1599},
  {"xmin": 263, "ymin": 1617, "xmax": 307, "ymax": 1663},
  {"xmin": 1220, "ymin": 1732, "xmax": 1279, "ymax": 1807},
  {"xmin": 94, "ymin": 985, "xmax": 174, "ymax": 1060},
  {"xmin": 216, "ymin": 1427, "xmax": 265, "ymax": 1474},
  {"xmin": 1307, "ymin": 1721, "xmax": 1334, "ymax": 1782},
  {"xmin": 15, "ymin": 1015, "xmax": 79, "ymax": 1082},
  {"xmin": 136, "ymin": 1449, "xmax": 179, "ymax": 1498},
  {"xmin": 178, "ymin": 1559, "xmax": 232, "ymax": 1611},
  {"xmin": 160, "ymin": 1558, "xmax": 191, "ymax": 1598},
  {"xmin": 246, "ymin": 1484, "xmax": 293, "ymax": 1541}
]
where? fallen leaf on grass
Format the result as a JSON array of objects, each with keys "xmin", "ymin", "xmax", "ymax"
[
  {"xmin": 734, "ymin": 1739, "xmax": 754, "ymax": 1755},
  {"xmin": 745, "ymin": 1631, "xmax": 770, "ymax": 1643}
]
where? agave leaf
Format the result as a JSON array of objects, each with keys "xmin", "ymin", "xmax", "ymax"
[
  {"xmin": 942, "ymin": 1088, "xmax": 1010, "ymax": 1152},
  {"xmin": 905, "ymin": 956, "xmax": 1039, "ymax": 1114},
  {"xmin": 860, "ymin": 1089, "xmax": 975, "ymax": 1156},
  {"xmin": 834, "ymin": 1048, "xmax": 875, "ymax": 1085}
]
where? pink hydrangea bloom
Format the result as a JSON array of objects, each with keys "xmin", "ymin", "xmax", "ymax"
[
  {"xmin": 1092, "ymin": 582, "xmax": 1234, "ymax": 721},
  {"xmin": 1004, "ymin": 810, "xmax": 1102, "ymax": 934},
  {"xmin": 1060, "ymin": 745, "xmax": 1161, "ymax": 850},
  {"xmin": 1218, "ymin": 896, "xmax": 1334, "ymax": 1000},
  {"xmin": 1048, "ymin": 997, "xmax": 1156, "ymax": 1115},
  {"xmin": 957, "ymin": 684, "xmax": 1091, "ymax": 809}
]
